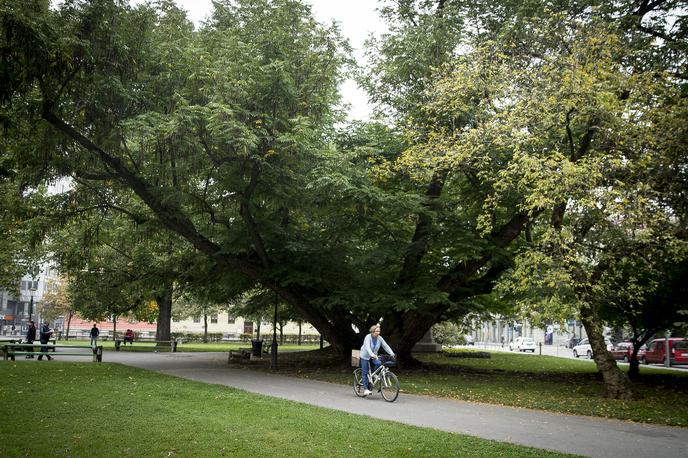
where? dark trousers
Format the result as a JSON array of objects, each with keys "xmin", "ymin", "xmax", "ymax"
[{"xmin": 37, "ymin": 342, "xmax": 51, "ymax": 360}]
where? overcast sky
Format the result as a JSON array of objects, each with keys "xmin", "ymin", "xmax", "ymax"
[{"xmin": 165, "ymin": 0, "xmax": 387, "ymax": 120}]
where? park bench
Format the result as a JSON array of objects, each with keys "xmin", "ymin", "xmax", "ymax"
[
  {"xmin": 0, "ymin": 338, "xmax": 22, "ymax": 344},
  {"xmin": 228, "ymin": 348, "xmax": 252, "ymax": 362},
  {"xmin": 1, "ymin": 343, "xmax": 103, "ymax": 362},
  {"xmin": 0, "ymin": 338, "xmax": 57, "ymax": 351},
  {"xmin": 114, "ymin": 339, "xmax": 178, "ymax": 352}
]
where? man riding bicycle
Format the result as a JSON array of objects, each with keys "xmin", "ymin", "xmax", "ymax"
[{"xmin": 359, "ymin": 324, "xmax": 395, "ymax": 396}]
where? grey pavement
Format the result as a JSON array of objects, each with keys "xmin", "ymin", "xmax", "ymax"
[{"xmin": 44, "ymin": 350, "xmax": 688, "ymax": 458}]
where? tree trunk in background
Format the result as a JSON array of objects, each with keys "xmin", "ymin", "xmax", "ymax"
[
  {"xmin": 65, "ymin": 311, "xmax": 73, "ymax": 341},
  {"xmin": 580, "ymin": 305, "xmax": 633, "ymax": 399},
  {"xmin": 113, "ymin": 314, "xmax": 117, "ymax": 342},
  {"xmin": 155, "ymin": 285, "xmax": 173, "ymax": 345},
  {"xmin": 298, "ymin": 321, "xmax": 302, "ymax": 345},
  {"xmin": 203, "ymin": 313, "xmax": 208, "ymax": 343},
  {"xmin": 628, "ymin": 352, "xmax": 641, "ymax": 380}
]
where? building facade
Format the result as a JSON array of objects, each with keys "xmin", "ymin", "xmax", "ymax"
[{"xmin": 0, "ymin": 265, "xmax": 60, "ymax": 336}]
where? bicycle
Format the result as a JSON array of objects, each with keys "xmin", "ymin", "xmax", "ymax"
[{"xmin": 353, "ymin": 356, "xmax": 400, "ymax": 402}]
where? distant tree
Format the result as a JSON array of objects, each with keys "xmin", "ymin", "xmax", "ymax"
[{"xmin": 39, "ymin": 275, "xmax": 73, "ymax": 338}]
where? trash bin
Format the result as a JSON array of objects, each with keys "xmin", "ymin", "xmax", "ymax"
[{"xmin": 251, "ymin": 339, "xmax": 263, "ymax": 358}]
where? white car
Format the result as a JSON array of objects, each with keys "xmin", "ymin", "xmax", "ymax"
[
  {"xmin": 572, "ymin": 338, "xmax": 613, "ymax": 358},
  {"xmin": 509, "ymin": 337, "xmax": 537, "ymax": 352}
]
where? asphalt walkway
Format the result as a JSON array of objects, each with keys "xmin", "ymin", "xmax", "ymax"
[{"xmin": 100, "ymin": 351, "xmax": 688, "ymax": 458}]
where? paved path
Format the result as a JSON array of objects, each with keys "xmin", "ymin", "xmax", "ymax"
[{"xmin": 99, "ymin": 351, "xmax": 688, "ymax": 458}]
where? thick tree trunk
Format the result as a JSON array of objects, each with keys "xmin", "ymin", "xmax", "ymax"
[
  {"xmin": 155, "ymin": 286, "xmax": 172, "ymax": 344},
  {"xmin": 203, "ymin": 313, "xmax": 208, "ymax": 343},
  {"xmin": 580, "ymin": 306, "xmax": 633, "ymax": 399},
  {"xmin": 383, "ymin": 309, "xmax": 441, "ymax": 367},
  {"xmin": 628, "ymin": 353, "xmax": 641, "ymax": 380}
]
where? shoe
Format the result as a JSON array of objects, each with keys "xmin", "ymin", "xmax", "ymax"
[
  {"xmin": 47, "ymin": 356, "xmax": 53, "ymax": 361},
  {"xmin": 363, "ymin": 389, "xmax": 372, "ymax": 396}
]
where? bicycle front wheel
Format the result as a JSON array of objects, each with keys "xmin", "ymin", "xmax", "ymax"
[
  {"xmin": 380, "ymin": 371, "xmax": 399, "ymax": 402},
  {"xmin": 353, "ymin": 368, "xmax": 366, "ymax": 397}
]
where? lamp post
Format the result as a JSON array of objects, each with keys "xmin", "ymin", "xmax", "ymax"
[
  {"xmin": 28, "ymin": 279, "xmax": 38, "ymax": 323},
  {"xmin": 271, "ymin": 292, "xmax": 278, "ymax": 370}
]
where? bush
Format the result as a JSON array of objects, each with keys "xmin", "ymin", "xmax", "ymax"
[
  {"xmin": 432, "ymin": 322, "xmax": 462, "ymax": 346},
  {"xmin": 170, "ymin": 332, "xmax": 223, "ymax": 342},
  {"xmin": 442, "ymin": 349, "xmax": 491, "ymax": 359}
]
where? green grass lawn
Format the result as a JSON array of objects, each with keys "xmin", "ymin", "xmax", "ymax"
[
  {"xmin": 47, "ymin": 342, "xmax": 688, "ymax": 426},
  {"xmin": 233, "ymin": 349, "xmax": 688, "ymax": 427},
  {"xmin": 0, "ymin": 362, "xmax": 576, "ymax": 458}
]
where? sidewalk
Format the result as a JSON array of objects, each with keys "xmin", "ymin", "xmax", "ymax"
[{"xmin": 102, "ymin": 351, "xmax": 687, "ymax": 458}]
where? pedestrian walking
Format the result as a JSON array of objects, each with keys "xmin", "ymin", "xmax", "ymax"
[
  {"xmin": 37, "ymin": 321, "xmax": 53, "ymax": 361},
  {"xmin": 90, "ymin": 323, "xmax": 100, "ymax": 347},
  {"xmin": 25, "ymin": 320, "xmax": 36, "ymax": 358}
]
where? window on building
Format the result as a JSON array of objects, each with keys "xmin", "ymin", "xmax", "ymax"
[
  {"xmin": 227, "ymin": 315, "xmax": 235, "ymax": 324},
  {"xmin": 193, "ymin": 316, "xmax": 200, "ymax": 323},
  {"xmin": 211, "ymin": 315, "xmax": 218, "ymax": 324}
]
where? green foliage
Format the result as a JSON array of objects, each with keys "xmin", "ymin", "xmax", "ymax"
[
  {"xmin": 1, "ymin": 0, "xmax": 686, "ymax": 367},
  {"xmin": 431, "ymin": 321, "xmax": 464, "ymax": 346}
]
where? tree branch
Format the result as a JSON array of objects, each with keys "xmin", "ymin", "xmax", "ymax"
[
  {"xmin": 239, "ymin": 162, "xmax": 270, "ymax": 268},
  {"xmin": 41, "ymin": 107, "xmax": 260, "ymax": 279}
]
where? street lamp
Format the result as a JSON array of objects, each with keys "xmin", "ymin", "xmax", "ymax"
[
  {"xmin": 271, "ymin": 292, "xmax": 278, "ymax": 370},
  {"xmin": 28, "ymin": 278, "xmax": 38, "ymax": 322}
]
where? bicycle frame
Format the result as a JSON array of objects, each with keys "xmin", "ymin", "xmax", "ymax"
[
  {"xmin": 367, "ymin": 362, "xmax": 389, "ymax": 388},
  {"xmin": 353, "ymin": 360, "xmax": 400, "ymax": 402}
]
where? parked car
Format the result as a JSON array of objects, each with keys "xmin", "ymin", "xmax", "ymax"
[
  {"xmin": 509, "ymin": 337, "xmax": 536, "ymax": 352},
  {"xmin": 572, "ymin": 338, "xmax": 613, "ymax": 358},
  {"xmin": 565, "ymin": 336, "xmax": 581, "ymax": 349},
  {"xmin": 610, "ymin": 342, "xmax": 646, "ymax": 363},
  {"xmin": 641, "ymin": 338, "xmax": 688, "ymax": 366}
]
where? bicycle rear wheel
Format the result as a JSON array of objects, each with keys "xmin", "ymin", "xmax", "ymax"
[
  {"xmin": 380, "ymin": 371, "xmax": 399, "ymax": 402},
  {"xmin": 352, "ymin": 368, "xmax": 366, "ymax": 397}
]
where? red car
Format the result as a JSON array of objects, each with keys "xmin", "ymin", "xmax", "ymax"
[
  {"xmin": 641, "ymin": 338, "xmax": 688, "ymax": 366},
  {"xmin": 610, "ymin": 342, "xmax": 645, "ymax": 363}
]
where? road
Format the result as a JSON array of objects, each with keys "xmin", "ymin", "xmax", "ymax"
[{"xmin": 465, "ymin": 342, "xmax": 688, "ymax": 371}]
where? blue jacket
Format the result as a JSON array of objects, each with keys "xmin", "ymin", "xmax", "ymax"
[{"xmin": 360, "ymin": 333, "xmax": 394, "ymax": 361}]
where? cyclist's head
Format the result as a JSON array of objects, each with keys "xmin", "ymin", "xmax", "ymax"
[{"xmin": 370, "ymin": 325, "xmax": 381, "ymax": 335}]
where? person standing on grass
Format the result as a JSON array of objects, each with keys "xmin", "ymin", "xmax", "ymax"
[
  {"xmin": 90, "ymin": 323, "xmax": 100, "ymax": 347},
  {"xmin": 25, "ymin": 320, "xmax": 36, "ymax": 359},
  {"xmin": 37, "ymin": 321, "xmax": 53, "ymax": 361},
  {"xmin": 359, "ymin": 324, "xmax": 395, "ymax": 396}
]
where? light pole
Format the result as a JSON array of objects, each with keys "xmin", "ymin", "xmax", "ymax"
[
  {"xmin": 28, "ymin": 279, "xmax": 38, "ymax": 323},
  {"xmin": 271, "ymin": 292, "xmax": 278, "ymax": 370}
]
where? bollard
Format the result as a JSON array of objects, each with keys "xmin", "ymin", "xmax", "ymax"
[{"xmin": 539, "ymin": 342, "xmax": 542, "ymax": 355}]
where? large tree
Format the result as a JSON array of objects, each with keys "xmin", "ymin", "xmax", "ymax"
[{"xmin": 2, "ymin": 0, "xmax": 685, "ymax": 373}]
